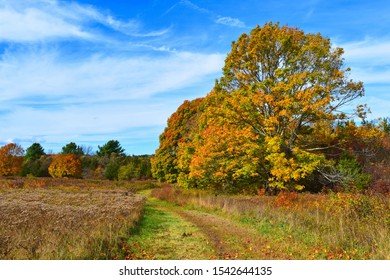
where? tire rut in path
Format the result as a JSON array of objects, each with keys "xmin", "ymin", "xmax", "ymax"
[{"xmin": 174, "ymin": 209, "xmax": 268, "ymax": 259}]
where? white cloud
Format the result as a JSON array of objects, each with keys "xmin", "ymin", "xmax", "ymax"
[
  {"xmin": 0, "ymin": 97, "xmax": 187, "ymax": 153},
  {"xmin": 343, "ymin": 40, "xmax": 390, "ymax": 61},
  {"xmin": 1, "ymin": 102, "xmax": 167, "ymax": 137},
  {"xmin": 215, "ymin": 16, "xmax": 245, "ymax": 28},
  {"xmin": 180, "ymin": 0, "xmax": 212, "ymax": 15},
  {"xmin": 174, "ymin": 0, "xmax": 246, "ymax": 28},
  {"xmin": 336, "ymin": 38, "xmax": 390, "ymax": 119},
  {"xmin": 365, "ymin": 96, "xmax": 390, "ymax": 119},
  {"xmin": 0, "ymin": 48, "xmax": 224, "ymax": 104},
  {"xmin": 340, "ymin": 38, "xmax": 390, "ymax": 84},
  {"xmin": 0, "ymin": 6, "xmax": 92, "ymax": 41},
  {"xmin": 0, "ymin": 0, "xmax": 169, "ymax": 42}
]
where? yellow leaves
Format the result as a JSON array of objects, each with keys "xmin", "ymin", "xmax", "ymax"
[
  {"xmin": 264, "ymin": 94, "xmax": 274, "ymax": 104},
  {"xmin": 265, "ymin": 136, "xmax": 324, "ymax": 190},
  {"xmin": 337, "ymin": 120, "xmax": 384, "ymax": 144},
  {"xmin": 48, "ymin": 154, "xmax": 82, "ymax": 178},
  {"xmin": 279, "ymin": 109, "xmax": 288, "ymax": 117},
  {"xmin": 184, "ymin": 120, "xmax": 264, "ymax": 191}
]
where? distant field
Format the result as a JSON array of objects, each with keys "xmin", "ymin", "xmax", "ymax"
[{"xmin": 0, "ymin": 178, "xmax": 146, "ymax": 259}]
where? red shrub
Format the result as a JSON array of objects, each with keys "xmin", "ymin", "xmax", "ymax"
[{"xmin": 274, "ymin": 191, "xmax": 299, "ymax": 208}]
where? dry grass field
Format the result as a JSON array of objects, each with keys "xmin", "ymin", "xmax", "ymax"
[
  {"xmin": 1, "ymin": 177, "xmax": 388, "ymax": 260},
  {"xmin": 0, "ymin": 178, "xmax": 145, "ymax": 259}
]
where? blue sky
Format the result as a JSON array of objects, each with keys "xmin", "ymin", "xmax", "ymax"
[{"xmin": 0, "ymin": 0, "xmax": 389, "ymax": 155}]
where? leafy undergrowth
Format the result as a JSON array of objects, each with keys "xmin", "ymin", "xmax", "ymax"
[
  {"xmin": 151, "ymin": 186, "xmax": 390, "ymax": 260},
  {"xmin": 0, "ymin": 178, "xmax": 149, "ymax": 259}
]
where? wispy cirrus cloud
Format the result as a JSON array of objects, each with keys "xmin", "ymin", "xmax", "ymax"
[
  {"xmin": 0, "ymin": 45, "xmax": 224, "ymax": 149},
  {"xmin": 336, "ymin": 38, "xmax": 390, "ymax": 119},
  {"xmin": 215, "ymin": 16, "xmax": 246, "ymax": 28},
  {"xmin": 340, "ymin": 38, "xmax": 390, "ymax": 84},
  {"xmin": 0, "ymin": 0, "xmax": 170, "ymax": 42},
  {"xmin": 0, "ymin": 47, "xmax": 224, "ymax": 104},
  {"xmin": 0, "ymin": 5, "xmax": 91, "ymax": 41},
  {"xmin": 166, "ymin": 0, "xmax": 246, "ymax": 28},
  {"xmin": 179, "ymin": 0, "xmax": 211, "ymax": 15}
]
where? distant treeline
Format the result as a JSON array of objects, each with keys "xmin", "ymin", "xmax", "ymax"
[{"xmin": 0, "ymin": 140, "xmax": 153, "ymax": 180}]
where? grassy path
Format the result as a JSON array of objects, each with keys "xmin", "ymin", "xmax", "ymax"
[
  {"xmin": 121, "ymin": 196, "xmax": 216, "ymax": 259},
  {"xmin": 122, "ymin": 191, "xmax": 281, "ymax": 260}
]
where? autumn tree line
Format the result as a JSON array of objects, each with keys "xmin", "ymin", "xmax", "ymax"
[
  {"xmin": 151, "ymin": 22, "xmax": 390, "ymax": 195},
  {"xmin": 0, "ymin": 140, "xmax": 152, "ymax": 180}
]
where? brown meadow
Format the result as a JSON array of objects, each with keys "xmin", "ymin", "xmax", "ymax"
[{"xmin": 0, "ymin": 178, "xmax": 145, "ymax": 259}]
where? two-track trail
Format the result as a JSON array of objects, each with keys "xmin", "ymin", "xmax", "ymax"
[{"xmin": 123, "ymin": 192, "xmax": 276, "ymax": 260}]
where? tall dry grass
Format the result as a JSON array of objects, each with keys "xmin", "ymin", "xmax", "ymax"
[
  {"xmin": 152, "ymin": 186, "xmax": 390, "ymax": 259},
  {"xmin": 0, "ymin": 178, "xmax": 145, "ymax": 259}
]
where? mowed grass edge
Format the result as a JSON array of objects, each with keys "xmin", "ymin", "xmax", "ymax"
[{"xmin": 120, "ymin": 193, "xmax": 216, "ymax": 260}]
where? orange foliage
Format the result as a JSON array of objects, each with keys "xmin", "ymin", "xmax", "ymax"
[
  {"xmin": 0, "ymin": 143, "xmax": 24, "ymax": 176},
  {"xmin": 151, "ymin": 97, "xmax": 204, "ymax": 183},
  {"xmin": 48, "ymin": 154, "xmax": 82, "ymax": 178},
  {"xmin": 274, "ymin": 191, "xmax": 299, "ymax": 208}
]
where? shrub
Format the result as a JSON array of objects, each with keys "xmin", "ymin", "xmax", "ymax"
[
  {"xmin": 105, "ymin": 161, "xmax": 120, "ymax": 180},
  {"xmin": 369, "ymin": 179, "xmax": 390, "ymax": 195},
  {"xmin": 20, "ymin": 156, "xmax": 52, "ymax": 177},
  {"xmin": 48, "ymin": 154, "xmax": 82, "ymax": 178},
  {"xmin": 0, "ymin": 143, "xmax": 24, "ymax": 176},
  {"xmin": 274, "ymin": 191, "xmax": 299, "ymax": 208},
  {"xmin": 118, "ymin": 162, "xmax": 141, "ymax": 181},
  {"xmin": 337, "ymin": 157, "xmax": 371, "ymax": 191}
]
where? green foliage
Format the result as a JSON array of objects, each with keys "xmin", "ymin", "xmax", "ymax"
[
  {"xmin": 380, "ymin": 117, "xmax": 390, "ymax": 134},
  {"xmin": 119, "ymin": 156, "xmax": 152, "ymax": 181},
  {"xmin": 118, "ymin": 162, "xmax": 140, "ymax": 180},
  {"xmin": 103, "ymin": 154, "xmax": 121, "ymax": 180},
  {"xmin": 25, "ymin": 143, "xmax": 45, "ymax": 161},
  {"xmin": 62, "ymin": 142, "xmax": 84, "ymax": 156},
  {"xmin": 20, "ymin": 156, "xmax": 52, "ymax": 177},
  {"xmin": 1, "ymin": 139, "xmax": 154, "ymax": 181},
  {"xmin": 336, "ymin": 157, "xmax": 371, "ymax": 191},
  {"xmin": 96, "ymin": 140, "xmax": 125, "ymax": 157},
  {"xmin": 105, "ymin": 162, "xmax": 120, "ymax": 180}
]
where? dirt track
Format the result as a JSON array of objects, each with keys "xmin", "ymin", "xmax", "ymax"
[
  {"xmin": 173, "ymin": 208, "xmax": 272, "ymax": 259},
  {"xmin": 133, "ymin": 193, "xmax": 284, "ymax": 260}
]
